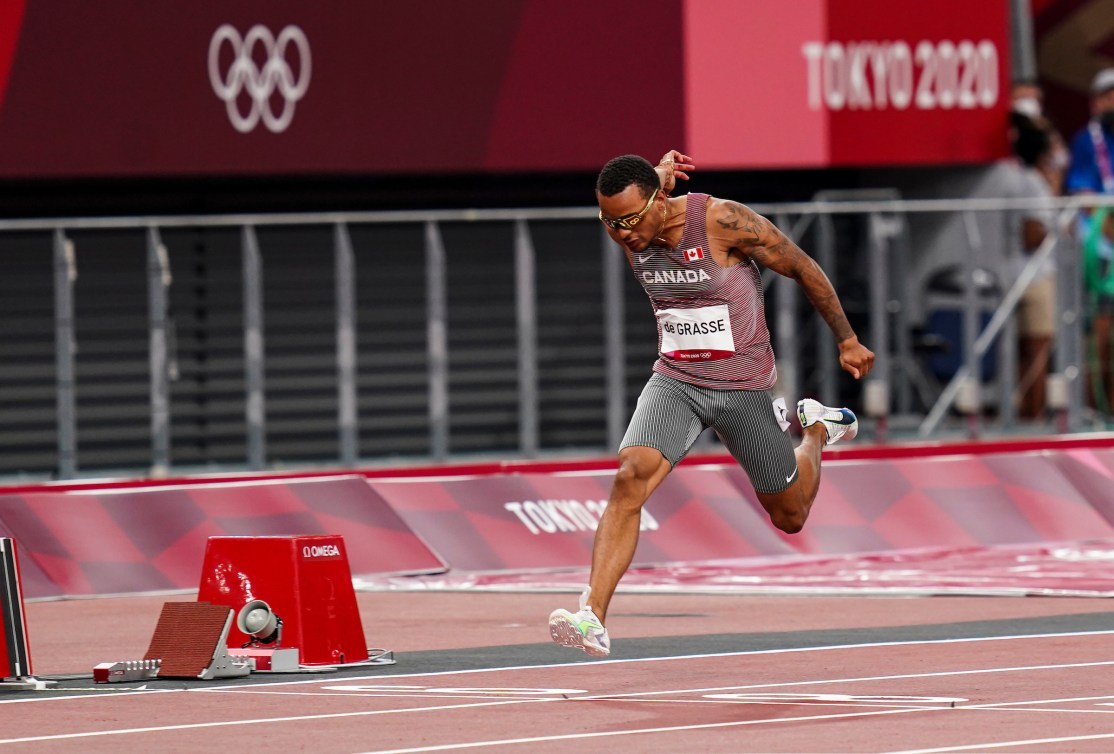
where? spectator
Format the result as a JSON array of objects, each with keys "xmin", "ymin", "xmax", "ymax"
[
  {"xmin": 1066, "ymin": 68, "xmax": 1114, "ymax": 196},
  {"xmin": 1066, "ymin": 68, "xmax": 1114, "ymax": 414},
  {"xmin": 1010, "ymin": 78, "xmax": 1069, "ymax": 195},
  {"xmin": 1007, "ymin": 112, "xmax": 1058, "ymax": 419},
  {"xmin": 1011, "ymin": 78, "xmax": 1046, "ymax": 122}
]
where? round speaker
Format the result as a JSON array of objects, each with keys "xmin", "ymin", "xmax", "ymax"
[{"xmin": 237, "ymin": 599, "xmax": 277, "ymax": 638}]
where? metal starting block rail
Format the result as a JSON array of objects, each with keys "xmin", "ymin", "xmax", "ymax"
[{"xmin": 93, "ymin": 659, "xmax": 161, "ymax": 684}]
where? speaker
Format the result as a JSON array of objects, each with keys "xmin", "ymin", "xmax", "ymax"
[{"xmin": 236, "ymin": 600, "xmax": 282, "ymax": 646}]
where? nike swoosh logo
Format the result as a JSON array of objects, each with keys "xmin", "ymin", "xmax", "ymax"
[{"xmin": 636, "ymin": 255, "xmax": 651, "ymax": 263}]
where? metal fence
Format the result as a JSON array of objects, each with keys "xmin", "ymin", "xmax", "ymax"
[{"xmin": 0, "ymin": 194, "xmax": 1111, "ymax": 481}]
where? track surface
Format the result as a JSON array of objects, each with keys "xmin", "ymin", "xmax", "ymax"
[{"xmin": 2, "ymin": 592, "xmax": 1112, "ymax": 752}]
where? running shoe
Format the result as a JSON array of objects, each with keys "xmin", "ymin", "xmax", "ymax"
[
  {"xmin": 548, "ymin": 588, "xmax": 610, "ymax": 658},
  {"xmin": 797, "ymin": 398, "xmax": 858, "ymax": 445}
]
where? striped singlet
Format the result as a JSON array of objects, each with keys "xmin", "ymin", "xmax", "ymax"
[{"xmin": 631, "ymin": 193, "xmax": 776, "ymax": 390}]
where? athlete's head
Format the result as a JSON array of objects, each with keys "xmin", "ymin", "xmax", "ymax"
[{"xmin": 596, "ymin": 154, "xmax": 667, "ymax": 253}]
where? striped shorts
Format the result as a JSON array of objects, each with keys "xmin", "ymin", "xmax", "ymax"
[{"xmin": 620, "ymin": 373, "xmax": 798, "ymax": 494}]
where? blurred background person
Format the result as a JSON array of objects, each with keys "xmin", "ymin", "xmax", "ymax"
[
  {"xmin": 1066, "ymin": 68, "xmax": 1114, "ymax": 416},
  {"xmin": 1011, "ymin": 78, "xmax": 1070, "ymax": 195},
  {"xmin": 1007, "ymin": 109, "xmax": 1060, "ymax": 419}
]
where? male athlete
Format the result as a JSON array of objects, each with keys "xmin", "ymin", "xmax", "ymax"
[{"xmin": 549, "ymin": 151, "xmax": 874, "ymax": 657}]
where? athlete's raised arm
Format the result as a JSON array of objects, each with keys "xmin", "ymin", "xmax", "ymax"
[{"xmin": 653, "ymin": 150, "xmax": 695, "ymax": 195}]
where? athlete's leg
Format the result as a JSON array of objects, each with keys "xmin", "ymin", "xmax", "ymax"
[
  {"xmin": 755, "ymin": 422, "xmax": 826, "ymax": 533},
  {"xmin": 713, "ymin": 390, "xmax": 817, "ymax": 534},
  {"xmin": 586, "ymin": 374, "xmax": 703, "ymax": 623},
  {"xmin": 715, "ymin": 391, "xmax": 855, "ymax": 534},
  {"xmin": 587, "ymin": 444, "xmax": 672, "ymax": 624}
]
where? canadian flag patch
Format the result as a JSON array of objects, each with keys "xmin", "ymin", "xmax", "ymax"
[{"xmin": 683, "ymin": 247, "xmax": 704, "ymax": 262}]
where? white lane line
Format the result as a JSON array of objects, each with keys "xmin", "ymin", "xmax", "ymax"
[
  {"xmin": 8, "ymin": 628, "xmax": 1110, "ymax": 706},
  {"xmin": 963, "ymin": 694, "xmax": 1114, "ymax": 709},
  {"xmin": 2, "ymin": 660, "xmax": 1112, "ymax": 745},
  {"xmin": 0, "ymin": 688, "xmax": 181, "ymax": 705},
  {"xmin": 0, "ymin": 697, "xmax": 554, "ymax": 745},
  {"xmin": 575, "ymin": 660, "xmax": 1114, "ymax": 702},
  {"xmin": 888, "ymin": 732, "xmax": 1114, "ymax": 753},
  {"xmin": 195, "ymin": 628, "xmax": 1114, "ymax": 692},
  {"xmin": 192, "ymin": 659, "xmax": 1114, "ymax": 703},
  {"xmin": 348, "ymin": 707, "xmax": 952, "ymax": 754}
]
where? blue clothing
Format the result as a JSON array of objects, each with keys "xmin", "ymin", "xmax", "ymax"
[{"xmin": 1066, "ymin": 122, "xmax": 1114, "ymax": 194}]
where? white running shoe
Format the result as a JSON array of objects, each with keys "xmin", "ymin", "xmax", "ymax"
[
  {"xmin": 797, "ymin": 398, "xmax": 858, "ymax": 445},
  {"xmin": 548, "ymin": 588, "xmax": 610, "ymax": 658}
]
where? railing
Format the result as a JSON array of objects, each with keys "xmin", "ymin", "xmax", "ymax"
[{"xmin": 1, "ymin": 195, "xmax": 1111, "ymax": 480}]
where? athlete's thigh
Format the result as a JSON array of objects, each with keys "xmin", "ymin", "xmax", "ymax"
[
  {"xmin": 713, "ymin": 390, "xmax": 797, "ymax": 494},
  {"xmin": 619, "ymin": 374, "xmax": 705, "ymax": 468}
]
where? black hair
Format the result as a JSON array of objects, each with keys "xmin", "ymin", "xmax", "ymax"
[
  {"xmin": 596, "ymin": 154, "xmax": 659, "ymax": 198},
  {"xmin": 1009, "ymin": 111, "xmax": 1050, "ymax": 167}
]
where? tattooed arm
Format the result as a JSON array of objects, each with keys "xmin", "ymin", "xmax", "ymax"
[{"xmin": 707, "ymin": 197, "xmax": 875, "ymax": 379}]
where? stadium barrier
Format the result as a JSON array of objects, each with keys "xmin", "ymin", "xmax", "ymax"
[{"xmin": 2, "ymin": 435, "xmax": 1114, "ymax": 599}]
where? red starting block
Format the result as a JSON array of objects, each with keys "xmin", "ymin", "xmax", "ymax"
[
  {"xmin": 197, "ymin": 535, "xmax": 369, "ymax": 666},
  {"xmin": 1, "ymin": 538, "xmax": 54, "ymax": 690}
]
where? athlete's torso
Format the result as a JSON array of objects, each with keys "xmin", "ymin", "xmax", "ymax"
[{"xmin": 629, "ymin": 192, "xmax": 776, "ymax": 390}]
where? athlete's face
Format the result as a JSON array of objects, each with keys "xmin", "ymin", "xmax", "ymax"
[{"xmin": 597, "ymin": 184, "xmax": 664, "ymax": 254}]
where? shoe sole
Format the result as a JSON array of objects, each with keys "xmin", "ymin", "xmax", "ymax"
[{"xmin": 549, "ymin": 612, "xmax": 610, "ymax": 657}]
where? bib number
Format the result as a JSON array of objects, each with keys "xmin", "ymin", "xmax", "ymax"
[{"xmin": 657, "ymin": 305, "xmax": 734, "ymax": 361}]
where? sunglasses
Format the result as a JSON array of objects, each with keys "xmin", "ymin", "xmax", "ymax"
[{"xmin": 599, "ymin": 189, "xmax": 659, "ymax": 230}]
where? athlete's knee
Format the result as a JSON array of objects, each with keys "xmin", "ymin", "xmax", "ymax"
[
  {"xmin": 760, "ymin": 487, "xmax": 811, "ymax": 534},
  {"xmin": 769, "ymin": 503, "xmax": 808, "ymax": 534},
  {"xmin": 611, "ymin": 447, "xmax": 665, "ymax": 505}
]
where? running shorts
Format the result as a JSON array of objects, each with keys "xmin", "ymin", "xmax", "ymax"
[{"xmin": 619, "ymin": 373, "xmax": 798, "ymax": 494}]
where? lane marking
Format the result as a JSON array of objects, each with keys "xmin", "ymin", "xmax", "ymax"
[
  {"xmin": 5, "ymin": 628, "xmax": 1110, "ymax": 707},
  {"xmin": 0, "ymin": 697, "xmax": 555, "ymax": 745},
  {"xmin": 346, "ymin": 707, "xmax": 953, "ymax": 754},
  {"xmin": 0, "ymin": 688, "xmax": 181, "ymax": 705},
  {"xmin": 197, "ymin": 628, "xmax": 1114, "ymax": 692},
  {"xmin": 3, "ymin": 661, "xmax": 1113, "ymax": 744},
  {"xmin": 889, "ymin": 732, "xmax": 1114, "ymax": 753},
  {"xmin": 576, "ymin": 660, "xmax": 1114, "ymax": 702}
]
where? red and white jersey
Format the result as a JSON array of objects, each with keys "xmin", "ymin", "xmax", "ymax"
[{"xmin": 630, "ymin": 193, "xmax": 776, "ymax": 390}]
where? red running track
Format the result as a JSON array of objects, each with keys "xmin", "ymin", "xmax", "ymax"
[{"xmin": 4, "ymin": 592, "xmax": 1114, "ymax": 753}]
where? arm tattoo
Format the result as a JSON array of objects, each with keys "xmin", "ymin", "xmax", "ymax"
[
  {"xmin": 717, "ymin": 200, "xmax": 855, "ymax": 342},
  {"xmin": 795, "ymin": 260, "xmax": 856, "ymax": 342},
  {"xmin": 715, "ymin": 200, "xmax": 770, "ymax": 248}
]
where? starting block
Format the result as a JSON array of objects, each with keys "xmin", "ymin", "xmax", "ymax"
[
  {"xmin": 93, "ymin": 660, "xmax": 161, "ymax": 684},
  {"xmin": 142, "ymin": 602, "xmax": 250, "ymax": 680},
  {"xmin": 1, "ymin": 538, "xmax": 55, "ymax": 691},
  {"xmin": 197, "ymin": 535, "xmax": 369, "ymax": 666}
]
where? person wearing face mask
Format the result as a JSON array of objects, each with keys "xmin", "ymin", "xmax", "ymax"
[
  {"xmin": 1066, "ymin": 69, "xmax": 1114, "ymax": 196},
  {"xmin": 1011, "ymin": 78, "xmax": 1045, "ymax": 122},
  {"xmin": 1010, "ymin": 80, "xmax": 1070, "ymax": 196},
  {"xmin": 1067, "ymin": 68, "xmax": 1114, "ymax": 415}
]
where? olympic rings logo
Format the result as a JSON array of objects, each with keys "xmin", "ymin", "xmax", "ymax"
[{"xmin": 208, "ymin": 24, "xmax": 311, "ymax": 134}]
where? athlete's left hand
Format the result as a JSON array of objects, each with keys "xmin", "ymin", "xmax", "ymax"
[{"xmin": 838, "ymin": 336, "xmax": 874, "ymax": 379}]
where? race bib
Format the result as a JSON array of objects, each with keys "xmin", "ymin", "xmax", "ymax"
[{"xmin": 656, "ymin": 305, "xmax": 734, "ymax": 361}]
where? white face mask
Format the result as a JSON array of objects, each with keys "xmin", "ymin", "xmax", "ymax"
[
  {"xmin": 1012, "ymin": 97, "xmax": 1042, "ymax": 119},
  {"xmin": 1049, "ymin": 147, "xmax": 1069, "ymax": 172}
]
